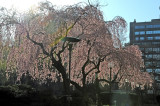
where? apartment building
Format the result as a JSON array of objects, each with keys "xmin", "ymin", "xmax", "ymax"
[{"xmin": 130, "ymin": 19, "xmax": 160, "ymax": 92}]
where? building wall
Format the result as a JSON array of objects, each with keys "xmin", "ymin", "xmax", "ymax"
[{"xmin": 130, "ymin": 19, "xmax": 160, "ymax": 90}]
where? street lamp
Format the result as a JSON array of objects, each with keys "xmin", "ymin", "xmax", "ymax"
[
  {"xmin": 62, "ymin": 37, "xmax": 81, "ymax": 43},
  {"xmin": 62, "ymin": 37, "xmax": 81, "ymax": 88},
  {"xmin": 108, "ymin": 62, "xmax": 114, "ymax": 93},
  {"xmin": 125, "ymin": 79, "xmax": 129, "ymax": 93}
]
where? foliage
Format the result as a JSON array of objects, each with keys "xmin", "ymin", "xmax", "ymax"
[
  {"xmin": 0, "ymin": 84, "xmax": 36, "ymax": 97},
  {"xmin": 0, "ymin": 84, "xmax": 61, "ymax": 106}
]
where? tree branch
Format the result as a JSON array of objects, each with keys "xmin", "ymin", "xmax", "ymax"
[
  {"xmin": 70, "ymin": 80, "xmax": 83, "ymax": 91},
  {"xmin": 26, "ymin": 31, "xmax": 50, "ymax": 56},
  {"xmin": 86, "ymin": 56, "xmax": 106, "ymax": 76},
  {"xmin": 56, "ymin": 41, "xmax": 69, "ymax": 63},
  {"xmin": 86, "ymin": 67, "xmax": 97, "ymax": 76},
  {"xmin": 81, "ymin": 46, "xmax": 92, "ymax": 76}
]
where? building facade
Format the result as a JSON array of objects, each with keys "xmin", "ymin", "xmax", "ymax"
[{"xmin": 130, "ymin": 19, "xmax": 160, "ymax": 92}]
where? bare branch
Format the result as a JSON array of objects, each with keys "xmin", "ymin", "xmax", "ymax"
[{"xmin": 81, "ymin": 45, "xmax": 92, "ymax": 76}]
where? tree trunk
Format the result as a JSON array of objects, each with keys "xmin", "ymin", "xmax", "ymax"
[{"xmin": 52, "ymin": 60, "xmax": 70, "ymax": 95}]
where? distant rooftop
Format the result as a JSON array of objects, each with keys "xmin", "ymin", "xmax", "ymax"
[
  {"xmin": 151, "ymin": 19, "xmax": 160, "ymax": 22},
  {"xmin": 133, "ymin": 19, "xmax": 160, "ymax": 23}
]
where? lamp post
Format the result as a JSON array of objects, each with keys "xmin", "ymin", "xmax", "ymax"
[
  {"xmin": 68, "ymin": 44, "xmax": 72, "ymax": 83},
  {"xmin": 62, "ymin": 37, "xmax": 80, "ymax": 90},
  {"xmin": 108, "ymin": 62, "xmax": 114, "ymax": 93},
  {"xmin": 125, "ymin": 79, "xmax": 129, "ymax": 93}
]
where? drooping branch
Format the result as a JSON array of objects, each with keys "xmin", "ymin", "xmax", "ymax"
[{"xmin": 26, "ymin": 31, "xmax": 50, "ymax": 56}]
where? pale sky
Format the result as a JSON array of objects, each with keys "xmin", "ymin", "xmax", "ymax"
[{"xmin": 0, "ymin": 0, "xmax": 84, "ymax": 12}]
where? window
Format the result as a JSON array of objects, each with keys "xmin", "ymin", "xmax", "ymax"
[
  {"xmin": 140, "ymin": 31, "xmax": 145, "ymax": 35},
  {"xmin": 154, "ymin": 25, "xmax": 160, "ymax": 28},
  {"xmin": 146, "ymin": 31, "xmax": 152, "ymax": 34},
  {"xmin": 141, "ymin": 42, "xmax": 151, "ymax": 45},
  {"xmin": 146, "ymin": 25, "xmax": 153, "ymax": 28},
  {"xmin": 135, "ymin": 37, "xmax": 139, "ymax": 41},
  {"xmin": 134, "ymin": 43, "xmax": 141, "ymax": 45},
  {"xmin": 153, "ymin": 30, "xmax": 160, "ymax": 34},
  {"xmin": 155, "ymin": 76, "xmax": 160, "ymax": 80},
  {"xmin": 145, "ymin": 54, "xmax": 152, "ymax": 59},
  {"xmin": 147, "ymin": 37, "xmax": 153, "ymax": 40},
  {"xmin": 153, "ymin": 48, "xmax": 160, "ymax": 53},
  {"xmin": 135, "ymin": 31, "xmax": 145, "ymax": 35},
  {"xmin": 140, "ymin": 48, "xmax": 144, "ymax": 51},
  {"xmin": 153, "ymin": 54, "xmax": 160, "ymax": 60},
  {"xmin": 140, "ymin": 37, "xmax": 144, "ymax": 40},
  {"xmin": 145, "ymin": 62, "xmax": 152, "ymax": 67},
  {"xmin": 152, "ymin": 42, "xmax": 160, "ymax": 45},
  {"xmin": 154, "ymin": 36, "xmax": 160, "ymax": 40},
  {"xmin": 146, "ymin": 25, "xmax": 160, "ymax": 28},
  {"xmin": 135, "ymin": 32, "xmax": 139, "ymax": 35},
  {"xmin": 145, "ymin": 48, "xmax": 152, "ymax": 53},
  {"xmin": 157, "ymin": 62, "xmax": 160, "ymax": 67},
  {"xmin": 155, "ymin": 69, "xmax": 160, "ymax": 74},
  {"xmin": 146, "ymin": 69, "xmax": 152, "ymax": 73},
  {"xmin": 135, "ymin": 25, "xmax": 145, "ymax": 29},
  {"xmin": 146, "ymin": 30, "xmax": 160, "ymax": 34}
]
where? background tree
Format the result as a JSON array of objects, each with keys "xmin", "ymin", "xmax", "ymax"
[{"xmin": 0, "ymin": 7, "xmax": 17, "ymax": 85}]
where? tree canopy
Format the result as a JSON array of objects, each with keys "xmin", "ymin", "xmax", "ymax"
[{"xmin": 0, "ymin": 1, "xmax": 152, "ymax": 95}]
